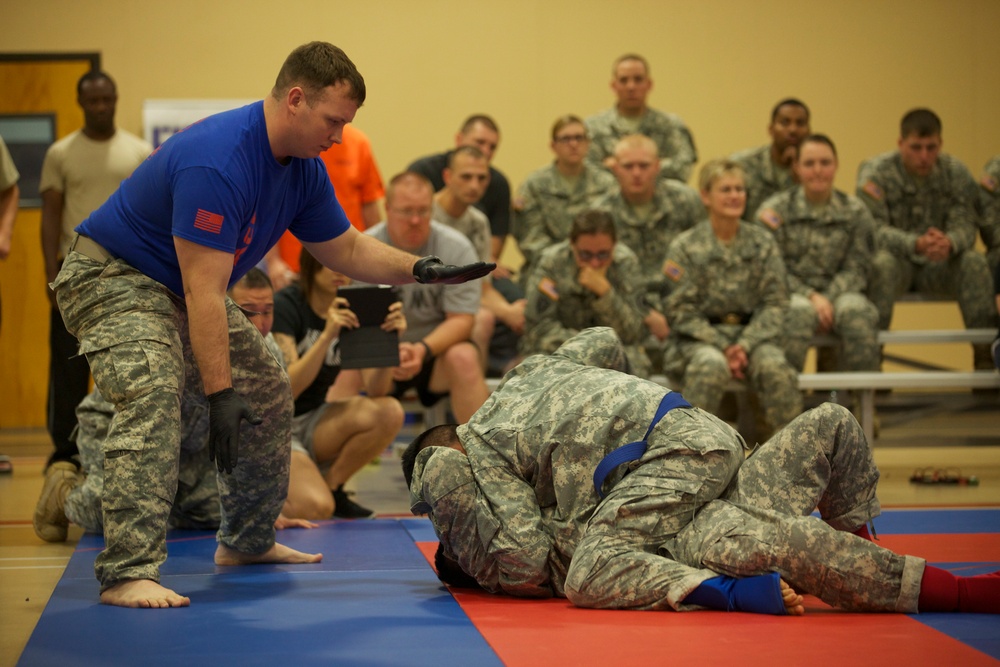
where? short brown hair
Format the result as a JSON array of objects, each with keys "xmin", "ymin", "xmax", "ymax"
[{"xmin": 272, "ymin": 41, "xmax": 366, "ymax": 106}]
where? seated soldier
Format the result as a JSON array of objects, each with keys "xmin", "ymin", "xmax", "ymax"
[
  {"xmin": 663, "ymin": 159, "xmax": 801, "ymax": 439},
  {"xmin": 755, "ymin": 134, "xmax": 879, "ymax": 373},
  {"xmin": 593, "ymin": 134, "xmax": 704, "ymax": 370},
  {"xmin": 520, "ymin": 210, "xmax": 651, "ymax": 376},
  {"xmin": 404, "ymin": 327, "xmax": 1000, "ymax": 616},
  {"xmin": 730, "ymin": 98, "xmax": 811, "ymax": 220},
  {"xmin": 271, "ymin": 249, "xmax": 407, "ymax": 519},
  {"xmin": 36, "ymin": 270, "xmax": 315, "ymax": 541},
  {"xmin": 857, "ymin": 109, "xmax": 993, "ymax": 370},
  {"xmin": 512, "ymin": 115, "xmax": 616, "ymax": 284},
  {"xmin": 977, "ymin": 155, "xmax": 1000, "ymax": 274}
]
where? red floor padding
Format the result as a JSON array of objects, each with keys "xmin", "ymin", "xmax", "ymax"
[{"xmin": 416, "ymin": 535, "xmax": 1000, "ymax": 667}]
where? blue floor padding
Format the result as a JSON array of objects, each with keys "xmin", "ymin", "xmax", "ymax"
[
  {"xmin": 20, "ymin": 521, "xmax": 502, "ymax": 667},
  {"xmin": 870, "ymin": 508, "xmax": 1000, "ymax": 534},
  {"xmin": 21, "ymin": 510, "xmax": 1000, "ymax": 666}
]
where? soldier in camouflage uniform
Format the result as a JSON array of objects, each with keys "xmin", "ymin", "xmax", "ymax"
[
  {"xmin": 585, "ymin": 54, "xmax": 697, "ymax": 183},
  {"xmin": 594, "ymin": 134, "xmax": 703, "ymax": 370},
  {"xmin": 977, "ymin": 155, "xmax": 1000, "ymax": 274},
  {"xmin": 512, "ymin": 115, "xmax": 616, "ymax": 284},
  {"xmin": 731, "ymin": 98, "xmax": 811, "ymax": 220},
  {"xmin": 856, "ymin": 109, "xmax": 995, "ymax": 369},
  {"xmin": 44, "ymin": 43, "xmax": 491, "ymax": 609},
  {"xmin": 407, "ymin": 327, "xmax": 997, "ymax": 614},
  {"xmin": 663, "ymin": 160, "xmax": 801, "ymax": 437},
  {"xmin": 520, "ymin": 210, "xmax": 652, "ymax": 376},
  {"xmin": 755, "ymin": 135, "xmax": 879, "ymax": 372}
]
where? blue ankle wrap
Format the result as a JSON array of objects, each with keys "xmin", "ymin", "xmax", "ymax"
[{"xmin": 684, "ymin": 572, "xmax": 787, "ymax": 615}]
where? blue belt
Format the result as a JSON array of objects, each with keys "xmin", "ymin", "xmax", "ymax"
[{"xmin": 592, "ymin": 392, "xmax": 692, "ymax": 498}]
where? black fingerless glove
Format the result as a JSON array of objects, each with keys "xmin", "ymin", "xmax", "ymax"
[
  {"xmin": 207, "ymin": 388, "xmax": 263, "ymax": 474},
  {"xmin": 413, "ymin": 255, "xmax": 496, "ymax": 285}
]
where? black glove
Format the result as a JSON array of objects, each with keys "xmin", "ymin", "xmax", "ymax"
[
  {"xmin": 413, "ymin": 256, "xmax": 496, "ymax": 285},
  {"xmin": 207, "ymin": 387, "xmax": 263, "ymax": 474}
]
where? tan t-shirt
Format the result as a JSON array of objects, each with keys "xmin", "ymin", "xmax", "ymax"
[{"xmin": 39, "ymin": 129, "xmax": 151, "ymax": 257}]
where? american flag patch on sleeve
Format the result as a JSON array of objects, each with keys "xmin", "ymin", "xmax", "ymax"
[
  {"xmin": 662, "ymin": 260, "xmax": 684, "ymax": 282},
  {"xmin": 862, "ymin": 181, "xmax": 884, "ymax": 201},
  {"xmin": 538, "ymin": 277, "xmax": 559, "ymax": 301},
  {"xmin": 758, "ymin": 208, "xmax": 782, "ymax": 230},
  {"xmin": 194, "ymin": 209, "xmax": 224, "ymax": 234}
]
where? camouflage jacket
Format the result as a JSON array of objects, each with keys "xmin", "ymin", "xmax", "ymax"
[
  {"xmin": 755, "ymin": 187, "xmax": 875, "ymax": 300},
  {"xmin": 856, "ymin": 151, "xmax": 979, "ymax": 261},
  {"xmin": 664, "ymin": 221, "xmax": 788, "ymax": 353}
]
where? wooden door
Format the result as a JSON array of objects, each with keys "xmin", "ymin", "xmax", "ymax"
[{"xmin": 0, "ymin": 55, "xmax": 97, "ymax": 428}]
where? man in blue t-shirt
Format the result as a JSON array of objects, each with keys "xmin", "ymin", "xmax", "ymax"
[{"xmin": 37, "ymin": 42, "xmax": 491, "ymax": 610}]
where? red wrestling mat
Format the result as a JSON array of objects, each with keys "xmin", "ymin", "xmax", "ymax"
[{"xmin": 415, "ymin": 535, "xmax": 1000, "ymax": 667}]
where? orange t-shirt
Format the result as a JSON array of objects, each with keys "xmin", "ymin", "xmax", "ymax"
[{"xmin": 277, "ymin": 125, "xmax": 385, "ymax": 272}]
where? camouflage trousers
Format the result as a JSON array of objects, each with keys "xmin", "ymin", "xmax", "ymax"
[
  {"xmin": 64, "ymin": 388, "xmax": 221, "ymax": 534},
  {"xmin": 566, "ymin": 404, "xmax": 923, "ymax": 613},
  {"xmin": 673, "ymin": 403, "xmax": 922, "ymax": 613},
  {"xmin": 869, "ymin": 248, "xmax": 995, "ymax": 331},
  {"xmin": 671, "ymin": 338, "xmax": 802, "ymax": 433},
  {"xmin": 53, "ymin": 251, "xmax": 292, "ymax": 591},
  {"xmin": 783, "ymin": 293, "xmax": 879, "ymax": 371},
  {"xmin": 565, "ymin": 407, "xmax": 745, "ymax": 610}
]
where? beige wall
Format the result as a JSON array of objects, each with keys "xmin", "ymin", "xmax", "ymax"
[
  {"xmin": 4, "ymin": 0, "xmax": 999, "ymax": 192},
  {"xmin": 1, "ymin": 0, "xmax": 996, "ymax": 425}
]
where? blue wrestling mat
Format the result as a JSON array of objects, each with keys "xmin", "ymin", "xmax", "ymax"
[
  {"xmin": 19, "ymin": 510, "xmax": 1000, "ymax": 667},
  {"xmin": 19, "ymin": 521, "xmax": 502, "ymax": 667}
]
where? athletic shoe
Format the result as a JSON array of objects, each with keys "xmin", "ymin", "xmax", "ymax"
[
  {"xmin": 32, "ymin": 461, "xmax": 81, "ymax": 542},
  {"xmin": 331, "ymin": 486, "xmax": 375, "ymax": 519}
]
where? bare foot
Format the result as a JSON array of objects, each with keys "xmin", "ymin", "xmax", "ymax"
[
  {"xmin": 780, "ymin": 579, "xmax": 805, "ymax": 616},
  {"xmin": 214, "ymin": 541, "xmax": 323, "ymax": 566},
  {"xmin": 100, "ymin": 579, "xmax": 191, "ymax": 608},
  {"xmin": 274, "ymin": 514, "xmax": 319, "ymax": 530}
]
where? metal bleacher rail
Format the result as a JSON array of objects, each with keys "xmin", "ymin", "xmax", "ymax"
[{"xmin": 403, "ymin": 328, "xmax": 999, "ymax": 444}]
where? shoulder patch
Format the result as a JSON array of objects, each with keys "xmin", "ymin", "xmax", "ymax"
[
  {"xmin": 662, "ymin": 259, "xmax": 685, "ymax": 282},
  {"xmin": 758, "ymin": 208, "xmax": 782, "ymax": 230},
  {"xmin": 537, "ymin": 277, "xmax": 559, "ymax": 301},
  {"xmin": 981, "ymin": 174, "xmax": 998, "ymax": 193},
  {"xmin": 862, "ymin": 181, "xmax": 884, "ymax": 201}
]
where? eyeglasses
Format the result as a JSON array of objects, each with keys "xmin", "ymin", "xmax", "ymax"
[
  {"xmin": 554, "ymin": 134, "xmax": 588, "ymax": 144},
  {"xmin": 390, "ymin": 207, "xmax": 432, "ymax": 219},
  {"xmin": 574, "ymin": 249, "xmax": 612, "ymax": 262}
]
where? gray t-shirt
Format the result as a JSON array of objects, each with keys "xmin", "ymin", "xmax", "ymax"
[{"xmin": 364, "ymin": 221, "xmax": 482, "ymax": 341}]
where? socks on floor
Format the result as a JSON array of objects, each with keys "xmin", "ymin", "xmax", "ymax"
[{"xmin": 919, "ymin": 565, "xmax": 1000, "ymax": 613}]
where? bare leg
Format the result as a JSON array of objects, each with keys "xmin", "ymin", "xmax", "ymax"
[
  {"xmin": 214, "ymin": 541, "xmax": 322, "ymax": 566},
  {"xmin": 100, "ymin": 579, "xmax": 191, "ymax": 609}
]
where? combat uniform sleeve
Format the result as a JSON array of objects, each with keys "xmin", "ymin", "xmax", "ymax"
[
  {"xmin": 856, "ymin": 163, "xmax": 918, "ymax": 258},
  {"xmin": 940, "ymin": 194, "xmax": 977, "ymax": 255},
  {"xmin": 411, "ymin": 448, "xmax": 502, "ymax": 593},
  {"xmin": 549, "ymin": 326, "xmax": 631, "ymax": 372},
  {"xmin": 512, "ymin": 178, "xmax": 553, "ymax": 267},
  {"xmin": 825, "ymin": 202, "xmax": 875, "ymax": 300},
  {"xmin": 737, "ymin": 236, "xmax": 788, "ymax": 353},
  {"xmin": 658, "ymin": 123, "xmax": 698, "ymax": 183},
  {"xmin": 594, "ymin": 252, "xmax": 653, "ymax": 344},
  {"xmin": 663, "ymin": 242, "xmax": 724, "ymax": 349},
  {"xmin": 521, "ymin": 253, "xmax": 580, "ymax": 355}
]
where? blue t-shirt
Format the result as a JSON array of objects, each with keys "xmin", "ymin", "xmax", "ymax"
[{"xmin": 77, "ymin": 102, "xmax": 350, "ymax": 296}]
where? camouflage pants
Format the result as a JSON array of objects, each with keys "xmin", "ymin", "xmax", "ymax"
[
  {"xmin": 675, "ymin": 339, "xmax": 802, "ymax": 433},
  {"xmin": 783, "ymin": 293, "xmax": 879, "ymax": 371},
  {"xmin": 672, "ymin": 403, "xmax": 923, "ymax": 613},
  {"xmin": 64, "ymin": 388, "xmax": 221, "ymax": 534},
  {"xmin": 869, "ymin": 248, "xmax": 995, "ymax": 331},
  {"xmin": 53, "ymin": 251, "xmax": 292, "ymax": 591},
  {"xmin": 565, "ymin": 407, "xmax": 746, "ymax": 610},
  {"xmin": 566, "ymin": 404, "xmax": 923, "ymax": 613}
]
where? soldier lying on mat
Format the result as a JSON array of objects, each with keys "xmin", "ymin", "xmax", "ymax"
[
  {"xmin": 35, "ymin": 270, "xmax": 316, "ymax": 543},
  {"xmin": 403, "ymin": 326, "xmax": 1000, "ymax": 615}
]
